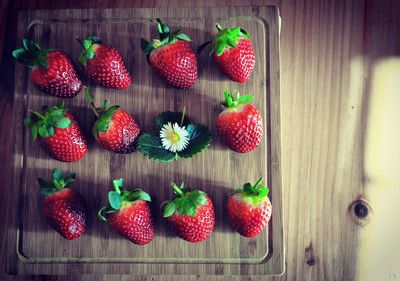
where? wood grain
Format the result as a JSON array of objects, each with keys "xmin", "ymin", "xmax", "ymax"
[
  {"xmin": 0, "ymin": 0, "xmax": 399, "ymax": 280},
  {"xmin": 8, "ymin": 6, "xmax": 283, "ymax": 275}
]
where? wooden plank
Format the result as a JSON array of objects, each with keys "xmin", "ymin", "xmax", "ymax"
[{"xmin": 8, "ymin": 6, "xmax": 283, "ymax": 275}]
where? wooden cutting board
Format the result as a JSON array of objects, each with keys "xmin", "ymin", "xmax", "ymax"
[{"xmin": 7, "ymin": 6, "xmax": 283, "ymax": 275}]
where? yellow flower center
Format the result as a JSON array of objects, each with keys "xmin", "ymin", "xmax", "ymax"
[{"xmin": 167, "ymin": 131, "xmax": 180, "ymax": 144}]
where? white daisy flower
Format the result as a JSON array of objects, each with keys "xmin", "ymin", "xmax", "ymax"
[{"xmin": 160, "ymin": 122, "xmax": 190, "ymax": 152}]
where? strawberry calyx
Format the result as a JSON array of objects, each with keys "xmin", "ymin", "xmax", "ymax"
[
  {"xmin": 210, "ymin": 24, "xmax": 250, "ymax": 56},
  {"xmin": 24, "ymin": 101, "xmax": 72, "ymax": 140},
  {"xmin": 77, "ymin": 35, "xmax": 102, "ymax": 66},
  {"xmin": 233, "ymin": 178, "xmax": 270, "ymax": 206},
  {"xmin": 38, "ymin": 168, "xmax": 76, "ymax": 196},
  {"xmin": 84, "ymin": 87, "xmax": 120, "ymax": 136},
  {"xmin": 197, "ymin": 24, "xmax": 250, "ymax": 55},
  {"xmin": 12, "ymin": 38, "xmax": 56, "ymax": 68},
  {"xmin": 98, "ymin": 178, "xmax": 151, "ymax": 221},
  {"xmin": 162, "ymin": 182, "xmax": 207, "ymax": 217},
  {"xmin": 141, "ymin": 18, "xmax": 191, "ymax": 55},
  {"xmin": 221, "ymin": 89, "xmax": 254, "ymax": 109}
]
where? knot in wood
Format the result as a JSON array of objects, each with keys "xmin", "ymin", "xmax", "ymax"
[{"xmin": 348, "ymin": 198, "xmax": 373, "ymax": 226}]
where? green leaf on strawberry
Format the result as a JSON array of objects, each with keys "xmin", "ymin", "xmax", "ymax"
[
  {"xmin": 84, "ymin": 87, "xmax": 121, "ymax": 136},
  {"xmin": 24, "ymin": 101, "xmax": 72, "ymax": 140},
  {"xmin": 210, "ymin": 24, "xmax": 250, "ymax": 56},
  {"xmin": 57, "ymin": 117, "xmax": 72, "ymax": 128},
  {"xmin": 98, "ymin": 178, "xmax": 152, "ymax": 221},
  {"xmin": 125, "ymin": 189, "xmax": 151, "ymax": 202},
  {"xmin": 52, "ymin": 168, "xmax": 62, "ymax": 180},
  {"xmin": 12, "ymin": 38, "xmax": 57, "ymax": 68},
  {"xmin": 38, "ymin": 168, "xmax": 76, "ymax": 195},
  {"xmin": 163, "ymin": 182, "xmax": 207, "ymax": 217},
  {"xmin": 221, "ymin": 89, "xmax": 254, "ymax": 108},
  {"xmin": 77, "ymin": 35, "xmax": 102, "ymax": 66},
  {"xmin": 175, "ymin": 32, "xmax": 191, "ymax": 42},
  {"xmin": 141, "ymin": 18, "xmax": 192, "ymax": 55},
  {"xmin": 163, "ymin": 201, "xmax": 177, "ymax": 217},
  {"xmin": 109, "ymin": 191, "xmax": 122, "ymax": 209},
  {"xmin": 141, "ymin": 39, "xmax": 154, "ymax": 54},
  {"xmin": 233, "ymin": 178, "xmax": 270, "ymax": 206}
]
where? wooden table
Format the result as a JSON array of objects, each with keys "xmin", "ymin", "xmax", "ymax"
[{"xmin": 0, "ymin": 0, "xmax": 399, "ymax": 280}]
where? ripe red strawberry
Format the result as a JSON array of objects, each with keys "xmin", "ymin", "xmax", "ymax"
[
  {"xmin": 226, "ymin": 178, "xmax": 272, "ymax": 238},
  {"xmin": 217, "ymin": 90, "xmax": 263, "ymax": 153},
  {"xmin": 210, "ymin": 24, "xmax": 255, "ymax": 83},
  {"xmin": 24, "ymin": 101, "xmax": 88, "ymax": 162},
  {"xmin": 98, "ymin": 178, "xmax": 154, "ymax": 245},
  {"xmin": 38, "ymin": 168, "xmax": 88, "ymax": 240},
  {"xmin": 162, "ymin": 182, "xmax": 215, "ymax": 243},
  {"xmin": 12, "ymin": 39, "xmax": 82, "ymax": 97},
  {"xmin": 78, "ymin": 36, "xmax": 132, "ymax": 89},
  {"xmin": 85, "ymin": 88, "xmax": 140, "ymax": 153},
  {"xmin": 141, "ymin": 18, "xmax": 197, "ymax": 88}
]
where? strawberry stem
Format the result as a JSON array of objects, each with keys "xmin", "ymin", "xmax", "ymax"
[
  {"xmin": 232, "ymin": 89, "xmax": 240, "ymax": 99},
  {"xmin": 32, "ymin": 111, "xmax": 45, "ymax": 120},
  {"xmin": 197, "ymin": 40, "xmax": 211, "ymax": 54},
  {"xmin": 254, "ymin": 177, "xmax": 263, "ymax": 190},
  {"xmin": 179, "ymin": 107, "xmax": 186, "ymax": 127},
  {"xmin": 113, "ymin": 179, "xmax": 122, "ymax": 194},
  {"xmin": 84, "ymin": 87, "xmax": 100, "ymax": 117},
  {"xmin": 156, "ymin": 18, "xmax": 170, "ymax": 40},
  {"xmin": 221, "ymin": 89, "xmax": 253, "ymax": 108},
  {"xmin": 98, "ymin": 206, "xmax": 108, "ymax": 221},
  {"xmin": 216, "ymin": 23, "xmax": 224, "ymax": 32},
  {"xmin": 171, "ymin": 182, "xmax": 184, "ymax": 197}
]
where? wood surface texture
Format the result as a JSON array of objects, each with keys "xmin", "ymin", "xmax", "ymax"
[
  {"xmin": 0, "ymin": 0, "xmax": 399, "ymax": 280},
  {"xmin": 8, "ymin": 6, "xmax": 283, "ymax": 275}
]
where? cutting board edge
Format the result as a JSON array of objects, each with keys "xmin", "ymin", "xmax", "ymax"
[{"xmin": 6, "ymin": 5, "xmax": 284, "ymax": 276}]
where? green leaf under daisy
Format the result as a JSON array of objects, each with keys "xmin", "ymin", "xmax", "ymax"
[
  {"xmin": 178, "ymin": 124, "xmax": 212, "ymax": 159},
  {"xmin": 137, "ymin": 111, "xmax": 212, "ymax": 162},
  {"xmin": 137, "ymin": 133, "xmax": 178, "ymax": 163}
]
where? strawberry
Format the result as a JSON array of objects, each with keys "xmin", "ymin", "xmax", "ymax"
[
  {"xmin": 210, "ymin": 24, "xmax": 255, "ymax": 83},
  {"xmin": 226, "ymin": 178, "xmax": 272, "ymax": 238},
  {"xmin": 162, "ymin": 182, "xmax": 215, "ymax": 243},
  {"xmin": 38, "ymin": 168, "xmax": 88, "ymax": 240},
  {"xmin": 85, "ymin": 88, "xmax": 140, "ymax": 153},
  {"xmin": 12, "ymin": 39, "xmax": 82, "ymax": 98},
  {"xmin": 78, "ymin": 36, "xmax": 132, "ymax": 89},
  {"xmin": 98, "ymin": 178, "xmax": 154, "ymax": 245},
  {"xmin": 141, "ymin": 18, "xmax": 197, "ymax": 89},
  {"xmin": 217, "ymin": 90, "xmax": 263, "ymax": 153},
  {"xmin": 24, "ymin": 101, "xmax": 88, "ymax": 162}
]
